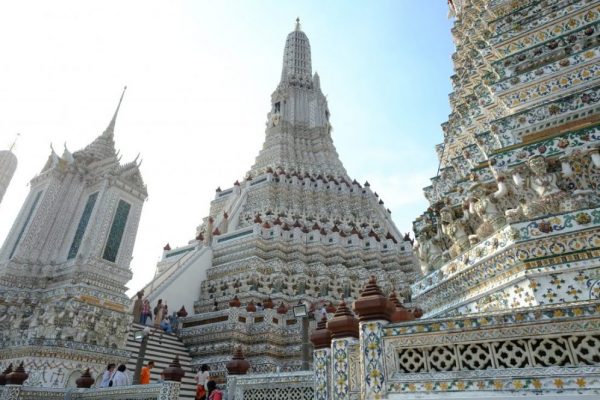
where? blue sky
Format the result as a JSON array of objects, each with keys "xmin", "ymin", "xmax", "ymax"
[{"xmin": 0, "ymin": 1, "xmax": 454, "ymax": 293}]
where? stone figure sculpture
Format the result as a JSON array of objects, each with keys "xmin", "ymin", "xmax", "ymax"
[
  {"xmin": 510, "ymin": 155, "xmax": 568, "ymax": 219},
  {"xmin": 415, "ymin": 224, "xmax": 444, "ymax": 275},
  {"xmin": 439, "ymin": 206, "xmax": 470, "ymax": 258},
  {"xmin": 468, "ymin": 180, "xmax": 507, "ymax": 238}
]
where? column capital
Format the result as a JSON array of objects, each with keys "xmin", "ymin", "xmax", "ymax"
[
  {"xmin": 311, "ymin": 315, "xmax": 332, "ymax": 349},
  {"xmin": 353, "ymin": 276, "xmax": 394, "ymax": 322},
  {"xmin": 327, "ymin": 298, "xmax": 359, "ymax": 339}
]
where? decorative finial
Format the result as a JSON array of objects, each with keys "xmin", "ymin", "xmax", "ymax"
[
  {"xmin": 295, "ymin": 17, "xmax": 301, "ymax": 31},
  {"xmin": 104, "ymin": 86, "xmax": 127, "ymax": 137},
  {"xmin": 9, "ymin": 133, "xmax": 20, "ymax": 152}
]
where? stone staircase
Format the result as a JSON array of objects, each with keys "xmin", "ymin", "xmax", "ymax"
[{"xmin": 126, "ymin": 323, "xmax": 197, "ymax": 399}]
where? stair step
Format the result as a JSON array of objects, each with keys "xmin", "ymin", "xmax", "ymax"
[
  {"xmin": 126, "ymin": 323, "xmax": 199, "ymax": 399},
  {"xmin": 126, "ymin": 341, "xmax": 193, "ymax": 357},
  {"xmin": 125, "ymin": 346, "xmax": 192, "ymax": 360}
]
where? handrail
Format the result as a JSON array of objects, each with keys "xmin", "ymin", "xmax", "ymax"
[
  {"xmin": 142, "ymin": 246, "xmax": 202, "ymax": 299},
  {"xmin": 16, "ymin": 382, "xmax": 181, "ymax": 400}
]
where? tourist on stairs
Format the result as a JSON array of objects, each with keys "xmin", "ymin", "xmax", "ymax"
[
  {"xmin": 140, "ymin": 360, "xmax": 154, "ymax": 384},
  {"xmin": 99, "ymin": 363, "xmax": 116, "ymax": 388},
  {"xmin": 160, "ymin": 316, "xmax": 173, "ymax": 334},
  {"xmin": 154, "ymin": 299, "xmax": 164, "ymax": 328},
  {"xmin": 194, "ymin": 364, "xmax": 210, "ymax": 400},
  {"xmin": 112, "ymin": 364, "xmax": 129, "ymax": 386},
  {"xmin": 141, "ymin": 299, "xmax": 152, "ymax": 325}
]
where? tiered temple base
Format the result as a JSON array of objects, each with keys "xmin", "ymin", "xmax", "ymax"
[{"xmin": 412, "ymin": 207, "xmax": 600, "ymax": 318}]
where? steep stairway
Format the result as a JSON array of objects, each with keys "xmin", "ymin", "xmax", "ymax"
[{"xmin": 126, "ymin": 323, "xmax": 197, "ymax": 399}]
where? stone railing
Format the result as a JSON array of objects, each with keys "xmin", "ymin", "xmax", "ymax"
[
  {"xmin": 0, "ymin": 382, "xmax": 180, "ymax": 400},
  {"xmin": 302, "ymin": 276, "xmax": 600, "ymax": 399},
  {"xmin": 383, "ymin": 301, "xmax": 600, "ymax": 397},
  {"xmin": 144, "ymin": 245, "xmax": 202, "ymax": 298},
  {"xmin": 170, "ymin": 277, "xmax": 600, "ymax": 399},
  {"xmin": 227, "ymin": 371, "xmax": 314, "ymax": 400},
  {"xmin": 0, "ymin": 338, "xmax": 130, "ymax": 359}
]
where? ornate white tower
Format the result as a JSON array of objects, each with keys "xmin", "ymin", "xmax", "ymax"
[
  {"xmin": 0, "ymin": 138, "xmax": 18, "ymax": 206},
  {"xmin": 0, "ymin": 88, "xmax": 148, "ymax": 387},
  {"xmin": 252, "ymin": 18, "xmax": 346, "ymax": 177},
  {"xmin": 140, "ymin": 21, "xmax": 420, "ymax": 374}
]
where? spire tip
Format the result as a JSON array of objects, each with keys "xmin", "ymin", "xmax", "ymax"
[
  {"xmin": 104, "ymin": 86, "xmax": 127, "ymax": 136},
  {"xmin": 9, "ymin": 133, "xmax": 20, "ymax": 152}
]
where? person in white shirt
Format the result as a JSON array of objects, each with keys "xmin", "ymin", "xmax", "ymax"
[
  {"xmin": 194, "ymin": 364, "xmax": 211, "ymax": 399},
  {"xmin": 112, "ymin": 364, "xmax": 129, "ymax": 387},
  {"xmin": 99, "ymin": 363, "xmax": 116, "ymax": 388}
]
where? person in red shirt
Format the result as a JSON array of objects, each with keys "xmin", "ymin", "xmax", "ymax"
[
  {"xmin": 207, "ymin": 380, "xmax": 223, "ymax": 400},
  {"xmin": 140, "ymin": 361, "xmax": 155, "ymax": 384}
]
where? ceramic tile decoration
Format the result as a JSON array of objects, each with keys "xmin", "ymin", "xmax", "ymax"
[
  {"xmin": 2, "ymin": 0, "xmax": 600, "ymax": 398},
  {"xmin": 0, "ymin": 88, "xmax": 145, "ymax": 388}
]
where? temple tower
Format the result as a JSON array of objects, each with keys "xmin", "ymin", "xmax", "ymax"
[
  {"xmin": 140, "ymin": 20, "xmax": 420, "ymax": 374},
  {"xmin": 411, "ymin": 0, "xmax": 600, "ymax": 318},
  {"xmin": 0, "ymin": 88, "xmax": 148, "ymax": 387},
  {"xmin": 251, "ymin": 18, "xmax": 346, "ymax": 177},
  {"xmin": 0, "ymin": 138, "xmax": 18, "ymax": 206}
]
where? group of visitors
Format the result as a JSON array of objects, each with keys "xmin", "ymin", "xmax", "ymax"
[
  {"xmin": 99, "ymin": 361, "xmax": 160, "ymax": 388},
  {"xmin": 195, "ymin": 364, "xmax": 222, "ymax": 400},
  {"xmin": 99, "ymin": 363, "xmax": 128, "ymax": 387},
  {"xmin": 139, "ymin": 298, "xmax": 167, "ymax": 326},
  {"xmin": 138, "ymin": 298, "xmax": 181, "ymax": 334},
  {"xmin": 99, "ymin": 326, "xmax": 223, "ymax": 400}
]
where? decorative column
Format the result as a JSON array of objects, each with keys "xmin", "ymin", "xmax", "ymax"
[
  {"xmin": 226, "ymin": 347, "xmax": 251, "ymax": 375},
  {"xmin": 75, "ymin": 369, "xmax": 95, "ymax": 388},
  {"xmin": 326, "ymin": 299, "xmax": 359, "ymax": 400},
  {"xmin": 229, "ymin": 295, "xmax": 241, "ymax": 308},
  {"xmin": 310, "ymin": 315, "xmax": 332, "ymax": 400},
  {"xmin": 0, "ymin": 362, "xmax": 27, "ymax": 400},
  {"xmin": 388, "ymin": 291, "xmax": 417, "ymax": 323},
  {"xmin": 227, "ymin": 347, "xmax": 251, "ymax": 400},
  {"xmin": 163, "ymin": 355, "xmax": 185, "ymax": 382},
  {"xmin": 6, "ymin": 363, "xmax": 28, "ymax": 385},
  {"xmin": 158, "ymin": 381, "xmax": 182, "ymax": 400},
  {"xmin": 0, "ymin": 385, "xmax": 21, "ymax": 400},
  {"xmin": 0, "ymin": 364, "xmax": 13, "ymax": 386},
  {"xmin": 353, "ymin": 277, "xmax": 394, "ymax": 400},
  {"xmin": 159, "ymin": 355, "xmax": 184, "ymax": 400}
]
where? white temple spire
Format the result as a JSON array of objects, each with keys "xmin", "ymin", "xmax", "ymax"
[
  {"xmin": 0, "ymin": 134, "xmax": 18, "ymax": 206},
  {"xmin": 9, "ymin": 133, "xmax": 20, "ymax": 152},
  {"xmin": 77, "ymin": 87, "xmax": 126, "ymax": 161},
  {"xmin": 280, "ymin": 19, "xmax": 312, "ymax": 83},
  {"xmin": 252, "ymin": 22, "xmax": 347, "ymax": 178},
  {"xmin": 103, "ymin": 85, "xmax": 127, "ymax": 137}
]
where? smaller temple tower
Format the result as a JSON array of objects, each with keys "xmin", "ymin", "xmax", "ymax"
[
  {"xmin": 0, "ymin": 88, "xmax": 148, "ymax": 387},
  {"xmin": 0, "ymin": 136, "xmax": 18, "ymax": 206}
]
